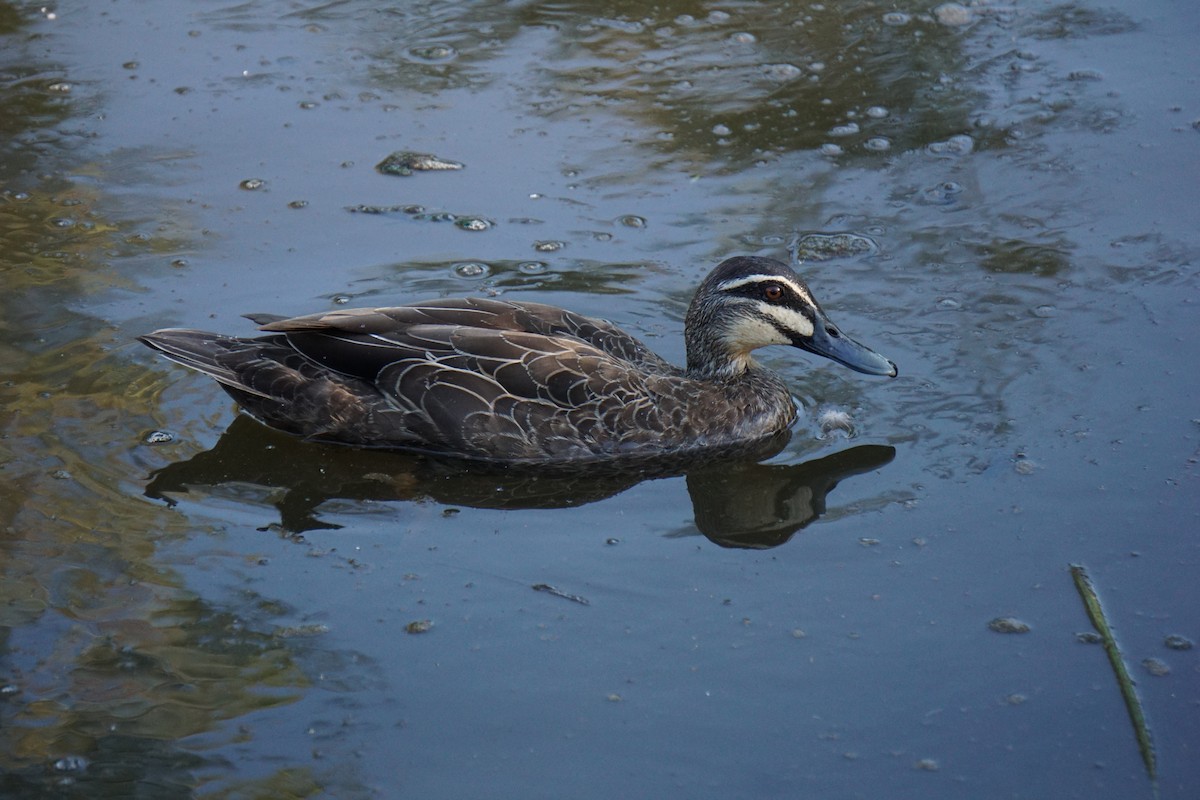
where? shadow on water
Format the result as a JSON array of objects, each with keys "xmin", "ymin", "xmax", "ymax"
[{"xmin": 145, "ymin": 415, "xmax": 895, "ymax": 549}]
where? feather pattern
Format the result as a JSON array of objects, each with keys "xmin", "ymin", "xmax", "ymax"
[{"xmin": 140, "ymin": 257, "xmax": 896, "ymax": 464}]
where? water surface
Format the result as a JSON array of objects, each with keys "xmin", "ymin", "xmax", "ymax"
[{"xmin": 2, "ymin": 1, "xmax": 1197, "ymax": 797}]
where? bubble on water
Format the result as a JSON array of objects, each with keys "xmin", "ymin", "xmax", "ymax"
[
  {"xmin": 808, "ymin": 61, "xmax": 826, "ymax": 73},
  {"xmin": 712, "ymin": 123, "xmax": 732, "ymax": 136},
  {"xmin": 332, "ymin": 294, "xmax": 352, "ymax": 305},
  {"xmin": 287, "ymin": 199, "xmax": 308, "ymax": 209},
  {"xmin": 616, "ymin": 214, "xmax": 646, "ymax": 228},
  {"xmin": 926, "ymin": 134, "xmax": 975, "ymax": 156},
  {"xmin": 51, "ymin": 469, "xmax": 72, "ymax": 480},
  {"xmin": 239, "ymin": 178, "xmax": 266, "ymax": 191},
  {"xmin": 298, "ymin": 101, "xmax": 317, "ymax": 109},
  {"xmin": 936, "ymin": 297, "xmax": 961, "ymax": 310},
  {"xmin": 518, "ymin": 261, "xmax": 547, "ymax": 274},
  {"xmin": 819, "ymin": 143, "xmax": 844, "ymax": 156},
  {"xmin": 593, "ymin": 232, "xmax": 613, "ymax": 242},
  {"xmin": 533, "ymin": 240, "xmax": 565, "ymax": 252},
  {"xmin": 122, "ymin": 61, "xmax": 139, "ymax": 70},
  {"xmin": 934, "ymin": 3, "xmax": 973, "ymax": 26},
  {"xmin": 49, "ymin": 217, "xmax": 75, "ymax": 228},
  {"xmin": 47, "ymin": 82, "xmax": 71, "ymax": 93},
  {"xmin": 763, "ymin": 63, "xmax": 802, "ymax": 81},
  {"xmin": 922, "ymin": 181, "xmax": 964, "ymax": 205},
  {"xmin": 454, "ymin": 216, "xmax": 492, "ymax": 232},
  {"xmin": 453, "ymin": 262, "xmax": 490, "ymax": 278},
  {"xmin": 409, "ymin": 43, "xmax": 458, "ymax": 62},
  {"xmin": 707, "ymin": 10, "xmax": 731, "ymax": 23},
  {"xmin": 828, "ymin": 122, "xmax": 859, "ymax": 137},
  {"xmin": 730, "ymin": 31, "xmax": 756, "ymax": 44},
  {"xmin": 143, "ymin": 430, "xmax": 175, "ymax": 445},
  {"xmin": 946, "ymin": 134, "xmax": 974, "ymax": 153},
  {"xmin": 54, "ymin": 756, "xmax": 89, "ymax": 772},
  {"xmin": 865, "ymin": 105, "xmax": 889, "ymax": 119},
  {"xmin": 1164, "ymin": 634, "xmax": 1194, "ymax": 650},
  {"xmin": 1032, "ymin": 304, "xmax": 1056, "ymax": 318},
  {"xmin": 864, "ymin": 137, "xmax": 891, "ymax": 151},
  {"xmin": 882, "ymin": 12, "xmax": 911, "ymax": 25}
]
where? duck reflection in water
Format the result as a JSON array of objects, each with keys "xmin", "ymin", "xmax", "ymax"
[{"xmin": 145, "ymin": 416, "xmax": 895, "ymax": 549}]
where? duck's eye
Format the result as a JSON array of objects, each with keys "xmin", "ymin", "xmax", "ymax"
[{"xmin": 762, "ymin": 283, "xmax": 785, "ymax": 302}]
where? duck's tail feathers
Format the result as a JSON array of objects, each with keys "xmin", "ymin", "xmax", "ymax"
[{"xmin": 138, "ymin": 329, "xmax": 273, "ymax": 399}]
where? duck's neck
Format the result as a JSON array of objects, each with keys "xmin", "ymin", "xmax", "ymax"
[{"xmin": 684, "ymin": 306, "xmax": 754, "ymax": 380}]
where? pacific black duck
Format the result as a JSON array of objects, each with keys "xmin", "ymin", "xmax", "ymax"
[{"xmin": 140, "ymin": 256, "xmax": 896, "ymax": 464}]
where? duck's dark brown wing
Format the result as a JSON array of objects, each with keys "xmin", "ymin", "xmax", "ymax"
[
  {"xmin": 254, "ymin": 298, "xmax": 679, "ymax": 377},
  {"xmin": 258, "ymin": 299, "xmax": 700, "ymax": 461}
]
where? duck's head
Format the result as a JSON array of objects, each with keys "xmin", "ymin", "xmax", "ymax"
[{"xmin": 685, "ymin": 256, "xmax": 898, "ymax": 379}]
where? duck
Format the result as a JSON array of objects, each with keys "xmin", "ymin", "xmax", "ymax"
[{"xmin": 139, "ymin": 256, "xmax": 896, "ymax": 465}]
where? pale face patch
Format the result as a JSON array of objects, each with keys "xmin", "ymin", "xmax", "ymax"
[
  {"xmin": 759, "ymin": 304, "xmax": 815, "ymax": 339},
  {"xmin": 723, "ymin": 314, "xmax": 793, "ymax": 353}
]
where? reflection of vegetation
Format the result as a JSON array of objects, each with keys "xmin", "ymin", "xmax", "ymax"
[
  {"xmin": 350, "ymin": 0, "xmax": 993, "ymax": 164},
  {"xmin": 0, "ymin": 22, "xmax": 343, "ymax": 798},
  {"xmin": 973, "ymin": 237, "xmax": 1072, "ymax": 277}
]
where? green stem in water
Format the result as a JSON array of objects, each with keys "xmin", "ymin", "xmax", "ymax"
[{"xmin": 1069, "ymin": 563, "xmax": 1157, "ymax": 787}]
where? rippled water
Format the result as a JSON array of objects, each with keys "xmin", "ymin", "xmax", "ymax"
[{"xmin": 2, "ymin": 1, "xmax": 1198, "ymax": 797}]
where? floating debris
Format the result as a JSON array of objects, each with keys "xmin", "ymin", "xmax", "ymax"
[
  {"xmin": 818, "ymin": 408, "xmax": 855, "ymax": 438},
  {"xmin": 275, "ymin": 623, "xmax": 330, "ymax": 638},
  {"xmin": 376, "ymin": 151, "xmax": 464, "ymax": 176},
  {"xmin": 1070, "ymin": 563, "xmax": 1157, "ymax": 782},
  {"xmin": 455, "ymin": 216, "xmax": 492, "ymax": 232},
  {"xmin": 531, "ymin": 583, "xmax": 590, "ymax": 605},
  {"xmin": 405, "ymin": 619, "xmax": 433, "ymax": 634},
  {"xmin": 988, "ymin": 616, "xmax": 1031, "ymax": 634},
  {"xmin": 143, "ymin": 430, "xmax": 175, "ymax": 445},
  {"xmin": 1141, "ymin": 658, "xmax": 1170, "ymax": 677},
  {"xmin": 790, "ymin": 232, "xmax": 877, "ymax": 262},
  {"xmin": 347, "ymin": 204, "xmax": 493, "ymax": 231},
  {"xmin": 239, "ymin": 178, "xmax": 266, "ymax": 191}
]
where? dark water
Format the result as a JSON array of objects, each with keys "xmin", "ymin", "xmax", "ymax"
[{"xmin": 2, "ymin": 1, "xmax": 1197, "ymax": 797}]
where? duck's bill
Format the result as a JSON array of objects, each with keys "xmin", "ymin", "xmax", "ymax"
[{"xmin": 795, "ymin": 318, "xmax": 898, "ymax": 377}]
